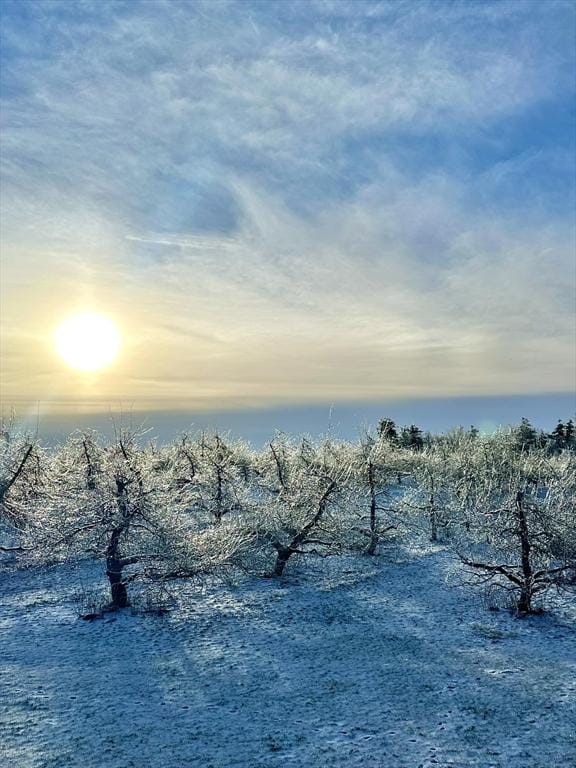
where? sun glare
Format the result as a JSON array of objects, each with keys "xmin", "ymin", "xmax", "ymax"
[{"xmin": 54, "ymin": 312, "xmax": 120, "ymax": 372}]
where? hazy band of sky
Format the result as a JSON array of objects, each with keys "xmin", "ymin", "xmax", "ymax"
[{"xmin": 15, "ymin": 393, "xmax": 575, "ymax": 447}]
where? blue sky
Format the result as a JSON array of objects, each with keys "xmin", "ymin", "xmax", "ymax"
[{"xmin": 1, "ymin": 0, "xmax": 575, "ymax": 426}]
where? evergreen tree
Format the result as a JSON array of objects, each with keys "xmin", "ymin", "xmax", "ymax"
[
  {"xmin": 401, "ymin": 425, "xmax": 424, "ymax": 451},
  {"xmin": 378, "ymin": 418, "xmax": 399, "ymax": 444},
  {"xmin": 515, "ymin": 417, "xmax": 537, "ymax": 452},
  {"xmin": 565, "ymin": 419, "xmax": 575, "ymax": 449},
  {"xmin": 550, "ymin": 420, "xmax": 566, "ymax": 453}
]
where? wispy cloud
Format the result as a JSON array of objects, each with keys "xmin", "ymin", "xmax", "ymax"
[{"xmin": 1, "ymin": 0, "xmax": 574, "ymax": 410}]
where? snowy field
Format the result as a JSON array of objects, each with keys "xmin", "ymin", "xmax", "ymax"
[{"xmin": 1, "ymin": 548, "xmax": 575, "ymax": 768}]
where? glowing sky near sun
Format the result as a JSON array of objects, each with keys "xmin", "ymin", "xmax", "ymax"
[
  {"xmin": 0, "ymin": 0, "xmax": 574, "ymax": 414},
  {"xmin": 54, "ymin": 313, "xmax": 120, "ymax": 373}
]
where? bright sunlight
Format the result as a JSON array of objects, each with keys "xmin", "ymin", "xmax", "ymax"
[{"xmin": 54, "ymin": 312, "xmax": 120, "ymax": 372}]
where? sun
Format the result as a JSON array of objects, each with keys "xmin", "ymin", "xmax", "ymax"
[{"xmin": 54, "ymin": 312, "xmax": 121, "ymax": 372}]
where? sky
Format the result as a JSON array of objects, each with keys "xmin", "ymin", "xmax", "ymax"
[{"xmin": 1, "ymin": 0, "xmax": 575, "ymax": 437}]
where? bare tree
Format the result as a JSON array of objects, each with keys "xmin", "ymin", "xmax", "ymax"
[
  {"xmin": 28, "ymin": 427, "xmax": 202, "ymax": 609},
  {"xmin": 190, "ymin": 433, "xmax": 249, "ymax": 525},
  {"xmin": 250, "ymin": 433, "xmax": 297, "ymax": 503},
  {"xmin": 400, "ymin": 444, "xmax": 456, "ymax": 543},
  {"xmin": 347, "ymin": 436, "xmax": 403, "ymax": 555},
  {"xmin": 171, "ymin": 433, "xmax": 198, "ymax": 489},
  {"xmin": 453, "ymin": 441, "xmax": 576, "ymax": 614},
  {"xmin": 255, "ymin": 440, "xmax": 350, "ymax": 577},
  {"xmin": 0, "ymin": 417, "xmax": 44, "ymax": 552}
]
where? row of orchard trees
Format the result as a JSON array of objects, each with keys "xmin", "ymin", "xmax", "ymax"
[{"xmin": 1, "ymin": 417, "xmax": 575, "ymax": 615}]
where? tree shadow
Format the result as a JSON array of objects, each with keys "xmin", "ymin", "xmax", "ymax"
[{"xmin": 1, "ymin": 549, "xmax": 575, "ymax": 767}]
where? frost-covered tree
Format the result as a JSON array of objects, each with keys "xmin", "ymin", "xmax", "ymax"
[
  {"xmin": 0, "ymin": 418, "xmax": 45, "ymax": 552},
  {"xmin": 254, "ymin": 439, "xmax": 351, "ymax": 577},
  {"xmin": 171, "ymin": 433, "xmax": 198, "ymax": 488},
  {"xmin": 27, "ymin": 428, "xmax": 241, "ymax": 610},
  {"xmin": 347, "ymin": 436, "xmax": 404, "ymax": 554},
  {"xmin": 187, "ymin": 433, "xmax": 251, "ymax": 524},
  {"xmin": 401, "ymin": 443, "xmax": 458, "ymax": 542},
  {"xmin": 253, "ymin": 433, "xmax": 293, "ymax": 498},
  {"xmin": 453, "ymin": 441, "xmax": 576, "ymax": 614}
]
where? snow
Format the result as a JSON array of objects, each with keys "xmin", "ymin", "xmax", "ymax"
[{"xmin": 1, "ymin": 548, "xmax": 575, "ymax": 768}]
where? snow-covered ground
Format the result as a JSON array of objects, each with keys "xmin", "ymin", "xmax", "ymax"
[{"xmin": 1, "ymin": 548, "xmax": 575, "ymax": 768}]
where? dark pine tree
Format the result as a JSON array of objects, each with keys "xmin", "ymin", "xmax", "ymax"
[
  {"xmin": 550, "ymin": 420, "xmax": 566, "ymax": 453},
  {"xmin": 401, "ymin": 425, "xmax": 424, "ymax": 451},
  {"xmin": 516, "ymin": 417, "xmax": 537, "ymax": 452},
  {"xmin": 565, "ymin": 419, "xmax": 575, "ymax": 449},
  {"xmin": 378, "ymin": 418, "xmax": 399, "ymax": 444}
]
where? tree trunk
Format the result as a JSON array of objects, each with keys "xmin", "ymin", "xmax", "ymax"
[
  {"xmin": 214, "ymin": 464, "xmax": 223, "ymax": 523},
  {"xmin": 428, "ymin": 472, "xmax": 438, "ymax": 542},
  {"xmin": 366, "ymin": 533, "xmax": 378, "ymax": 556},
  {"xmin": 366, "ymin": 461, "xmax": 378, "ymax": 555},
  {"xmin": 516, "ymin": 491, "xmax": 534, "ymax": 614},
  {"xmin": 517, "ymin": 587, "xmax": 532, "ymax": 615},
  {"xmin": 106, "ymin": 557, "xmax": 129, "ymax": 609},
  {"xmin": 107, "ymin": 479, "xmax": 131, "ymax": 609},
  {"xmin": 430, "ymin": 506, "xmax": 438, "ymax": 542},
  {"xmin": 272, "ymin": 546, "xmax": 292, "ymax": 577}
]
